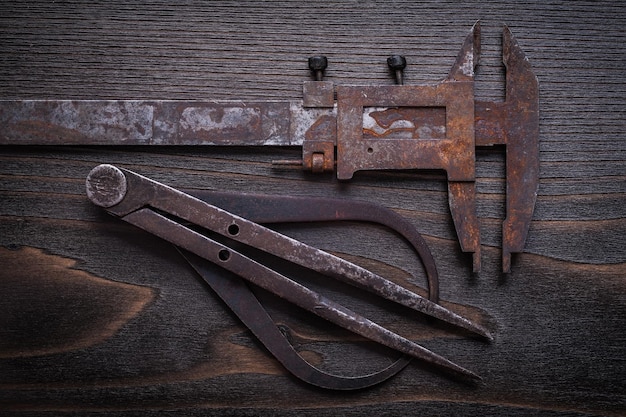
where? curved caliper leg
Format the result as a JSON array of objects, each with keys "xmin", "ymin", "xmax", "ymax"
[
  {"xmin": 182, "ymin": 190, "xmax": 440, "ymax": 389},
  {"xmin": 182, "ymin": 250, "xmax": 412, "ymax": 390},
  {"xmin": 187, "ymin": 190, "xmax": 441, "ymax": 301},
  {"xmin": 475, "ymin": 26, "xmax": 540, "ymax": 272}
]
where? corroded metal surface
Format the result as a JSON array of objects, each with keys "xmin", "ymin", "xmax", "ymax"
[
  {"xmin": 334, "ymin": 23, "xmax": 481, "ymax": 271},
  {"xmin": 0, "ymin": 100, "xmax": 294, "ymax": 146},
  {"xmin": 475, "ymin": 27, "xmax": 540, "ymax": 272}
]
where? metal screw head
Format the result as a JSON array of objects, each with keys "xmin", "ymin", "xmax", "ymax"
[
  {"xmin": 387, "ymin": 55, "xmax": 407, "ymax": 70},
  {"xmin": 387, "ymin": 55, "xmax": 407, "ymax": 85},
  {"xmin": 308, "ymin": 56, "xmax": 328, "ymax": 71},
  {"xmin": 308, "ymin": 56, "xmax": 328, "ymax": 81}
]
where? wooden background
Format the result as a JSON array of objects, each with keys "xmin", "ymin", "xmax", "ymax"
[{"xmin": 0, "ymin": 1, "xmax": 624, "ymax": 415}]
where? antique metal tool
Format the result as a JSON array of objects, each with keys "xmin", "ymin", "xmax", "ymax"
[
  {"xmin": 0, "ymin": 22, "xmax": 539, "ymax": 273},
  {"xmin": 86, "ymin": 163, "xmax": 491, "ymax": 389}
]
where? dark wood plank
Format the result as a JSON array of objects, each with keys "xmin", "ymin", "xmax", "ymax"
[{"xmin": 0, "ymin": 1, "xmax": 625, "ymax": 416}]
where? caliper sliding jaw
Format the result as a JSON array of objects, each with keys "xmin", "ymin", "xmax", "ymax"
[{"xmin": 298, "ymin": 22, "xmax": 539, "ymax": 272}]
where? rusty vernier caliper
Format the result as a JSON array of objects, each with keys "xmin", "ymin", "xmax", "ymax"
[{"xmin": 0, "ymin": 22, "xmax": 539, "ymax": 272}]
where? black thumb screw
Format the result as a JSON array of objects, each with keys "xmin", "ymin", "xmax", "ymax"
[
  {"xmin": 308, "ymin": 56, "xmax": 328, "ymax": 81},
  {"xmin": 387, "ymin": 55, "xmax": 407, "ymax": 85}
]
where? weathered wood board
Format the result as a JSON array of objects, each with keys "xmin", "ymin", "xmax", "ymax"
[{"xmin": 0, "ymin": 1, "xmax": 624, "ymax": 415}]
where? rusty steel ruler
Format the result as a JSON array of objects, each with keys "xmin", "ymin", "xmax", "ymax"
[{"xmin": 0, "ymin": 22, "xmax": 539, "ymax": 389}]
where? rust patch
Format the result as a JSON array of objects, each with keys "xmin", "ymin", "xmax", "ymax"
[
  {"xmin": 172, "ymin": 101, "xmax": 291, "ymax": 145},
  {"xmin": 363, "ymin": 107, "xmax": 446, "ymax": 139},
  {"xmin": 0, "ymin": 246, "xmax": 155, "ymax": 358}
]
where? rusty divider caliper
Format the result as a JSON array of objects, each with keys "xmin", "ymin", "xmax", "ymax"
[
  {"xmin": 85, "ymin": 163, "xmax": 492, "ymax": 389},
  {"xmin": 0, "ymin": 21, "xmax": 539, "ymax": 273}
]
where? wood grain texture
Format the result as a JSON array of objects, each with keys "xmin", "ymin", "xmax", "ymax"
[{"xmin": 0, "ymin": 1, "xmax": 624, "ymax": 415}]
